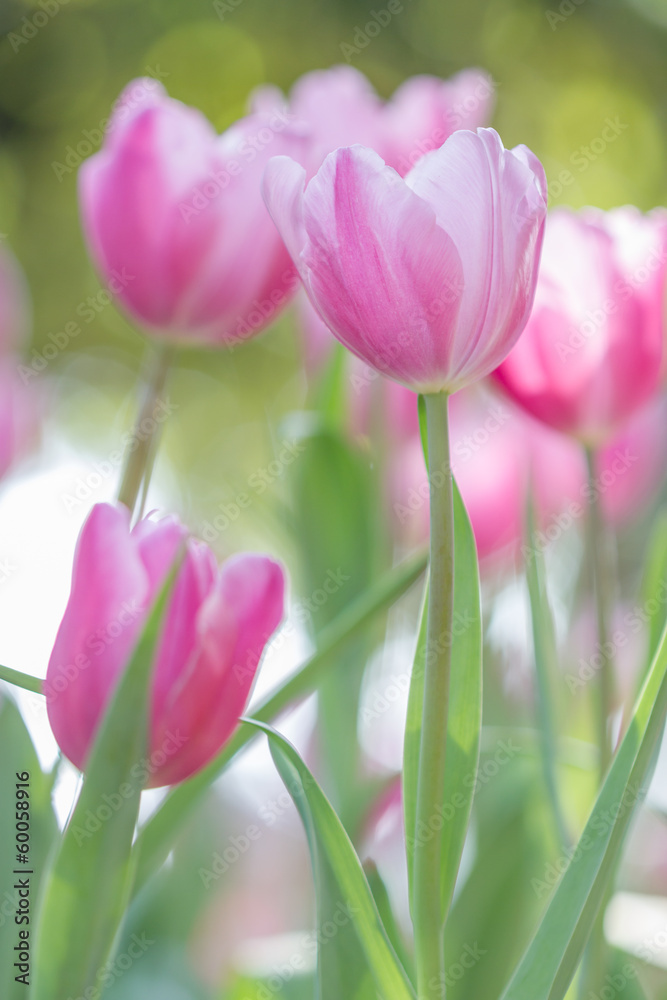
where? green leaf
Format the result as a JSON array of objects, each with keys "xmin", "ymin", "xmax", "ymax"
[
  {"xmin": 0, "ymin": 696, "xmax": 57, "ymax": 1000},
  {"xmin": 639, "ymin": 509, "xmax": 667, "ymax": 680},
  {"xmin": 132, "ymin": 549, "xmax": 427, "ymax": 894},
  {"xmin": 525, "ymin": 493, "xmax": 570, "ymax": 849},
  {"xmin": 245, "ymin": 719, "xmax": 416, "ymax": 1000},
  {"xmin": 403, "ymin": 481, "xmax": 482, "ymax": 921},
  {"xmin": 314, "ymin": 341, "xmax": 348, "ymax": 430},
  {"xmin": 32, "ymin": 561, "xmax": 179, "ymax": 1000},
  {"xmin": 500, "ymin": 614, "xmax": 667, "ymax": 1000}
]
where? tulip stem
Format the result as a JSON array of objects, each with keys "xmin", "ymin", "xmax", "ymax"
[
  {"xmin": 413, "ymin": 391, "xmax": 454, "ymax": 1000},
  {"xmin": 580, "ymin": 446, "xmax": 618, "ymax": 998},
  {"xmin": 584, "ymin": 447, "xmax": 616, "ymax": 784},
  {"xmin": 117, "ymin": 342, "xmax": 175, "ymax": 517}
]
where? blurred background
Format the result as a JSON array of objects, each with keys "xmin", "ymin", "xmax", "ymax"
[{"xmin": 1, "ymin": 0, "xmax": 667, "ymax": 998}]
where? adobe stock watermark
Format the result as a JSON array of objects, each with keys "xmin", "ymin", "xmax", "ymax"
[
  {"xmin": 251, "ymin": 901, "xmax": 361, "ymax": 1000},
  {"xmin": 65, "ymin": 933, "xmax": 154, "ymax": 1000},
  {"xmin": 362, "ymin": 612, "xmax": 477, "ymax": 724},
  {"xmin": 546, "ymin": 0, "xmax": 588, "ymax": 30},
  {"xmin": 393, "ymin": 402, "xmax": 510, "ymax": 525},
  {"xmin": 52, "ymin": 69, "xmax": 169, "ymax": 181},
  {"xmin": 555, "ymin": 242, "xmax": 667, "ymax": 359},
  {"xmin": 179, "ymin": 109, "xmax": 296, "ymax": 223},
  {"xmin": 428, "ymin": 942, "xmax": 487, "ymax": 995},
  {"xmin": 547, "ymin": 117, "xmax": 629, "ymax": 202},
  {"xmin": 199, "ymin": 773, "xmax": 317, "ymax": 889},
  {"xmin": 61, "ymin": 396, "xmax": 178, "ymax": 513},
  {"xmin": 17, "ymin": 269, "xmax": 135, "ymax": 384},
  {"xmin": 42, "ymin": 601, "xmax": 144, "ymax": 705},
  {"xmin": 350, "ymin": 284, "xmax": 464, "ymax": 395},
  {"xmin": 8, "ymin": 0, "xmax": 69, "ymax": 53},
  {"xmin": 522, "ymin": 447, "xmax": 637, "ymax": 562},
  {"xmin": 394, "ymin": 75, "xmax": 496, "ymax": 175},
  {"xmin": 566, "ymin": 579, "xmax": 667, "ymax": 694},
  {"xmin": 70, "ymin": 731, "xmax": 188, "ymax": 846},
  {"xmin": 213, "ymin": 0, "xmax": 245, "ymax": 19},
  {"xmin": 233, "ymin": 568, "xmax": 352, "ymax": 683},
  {"xmin": 407, "ymin": 739, "xmax": 522, "ymax": 851},
  {"xmin": 201, "ymin": 438, "xmax": 306, "ymax": 542},
  {"xmin": 531, "ymin": 782, "xmax": 646, "ymax": 898},
  {"xmin": 340, "ymin": 0, "xmax": 412, "ymax": 61}
]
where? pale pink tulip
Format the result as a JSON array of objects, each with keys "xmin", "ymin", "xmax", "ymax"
[
  {"xmin": 46, "ymin": 503, "xmax": 285, "ymax": 787},
  {"xmin": 263, "ymin": 129, "xmax": 547, "ymax": 394},
  {"xmin": 494, "ymin": 207, "xmax": 667, "ymax": 444},
  {"xmin": 79, "ymin": 79, "xmax": 308, "ymax": 347}
]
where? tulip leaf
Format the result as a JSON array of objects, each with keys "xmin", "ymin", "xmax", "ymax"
[
  {"xmin": 403, "ymin": 479, "xmax": 482, "ymax": 922},
  {"xmin": 525, "ymin": 492, "xmax": 570, "ymax": 849},
  {"xmin": 132, "ymin": 550, "xmax": 427, "ymax": 893},
  {"xmin": 244, "ymin": 719, "xmax": 416, "ymax": 1000},
  {"xmin": 500, "ymin": 614, "xmax": 667, "ymax": 1000},
  {"xmin": 32, "ymin": 560, "xmax": 179, "ymax": 1000}
]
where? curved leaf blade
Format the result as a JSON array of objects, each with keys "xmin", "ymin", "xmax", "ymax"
[{"xmin": 244, "ymin": 719, "xmax": 416, "ymax": 1000}]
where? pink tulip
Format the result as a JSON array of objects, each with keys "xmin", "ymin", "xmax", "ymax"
[
  {"xmin": 254, "ymin": 67, "xmax": 494, "ymax": 372},
  {"xmin": 494, "ymin": 206, "xmax": 667, "ymax": 444},
  {"xmin": 0, "ymin": 245, "xmax": 30, "ymax": 353},
  {"xmin": 263, "ymin": 129, "xmax": 547, "ymax": 395},
  {"xmin": 46, "ymin": 503, "xmax": 285, "ymax": 787},
  {"xmin": 252, "ymin": 65, "xmax": 494, "ymax": 177},
  {"xmin": 0, "ymin": 360, "xmax": 41, "ymax": 480},
  {"xmin": 79, "ymin": 79, "xmax": 308, "ymax": 347},
  {"xmin": 596, "ymin": 393, "xmax": 667, "ymax": 526}
]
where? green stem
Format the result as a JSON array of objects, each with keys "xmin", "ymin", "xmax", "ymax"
[
  {"xmin": 585, "ymin": 447, "xmax": 616, "ymax": 784},
  {"xmin": 0, "ymin": 664, "xmax": 44, "ymax": 695},
  {"xmin": 132, "ymin": 547, "xmax": 428, "ymax": 894},
  {"xmin": 413, "ymin": 392, "xmax": 454, "ymax": 1000},
  {"xmin": 117, "ymin": 342, "xmax": 174, "ymax": 516},
  {"xmin": 581, "ymin": 446, "xmax": 618, "ymax": 997}
]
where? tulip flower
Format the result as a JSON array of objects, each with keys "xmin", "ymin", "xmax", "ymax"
[
  {"xmin": 79, "ymin": 79, "xmax": 308, "ymax": 347},
  {"xmin": 263, "ymin": 128, "xmax": 547, "ymax": 395},
  {"xmin": 0, "ymin": 360, "xmax": 41, "ymax": 480},
  {"xmin": 46, "ymin": 503, "xmax": 285, "ymax": 787},
  {"xmin": 494, "ymin": 206, "xmax": 667, "ymax": 444}
]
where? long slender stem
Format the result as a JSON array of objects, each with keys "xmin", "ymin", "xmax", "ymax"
[
  {"xmin": 117, "ymin": 342, "xmax": 174, "ymax": 516},
  {"xmin": 413, "ymin": 391, "xmax": 454, "ymax": 1000},
  {"xmin": 0, "ymin": 664, "xmax": 44, "ymax": 695},
  {"xmin": 581, "ymin": 446, "xmax": 618, "ymax": 998},
  {"xmin": 585, "ymin": 447, "xmax": 616, "ymax": 783}
]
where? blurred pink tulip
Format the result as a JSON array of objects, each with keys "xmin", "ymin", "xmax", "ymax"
[
  {"xmin": 596, "ymin": 393, "xmax": 667, "ymax": 525},
  {"xmin": 79, "ymin": 79, "xmax": 308, "ymax": 347},
  {"xmin": 46, "ymin": 503, "xmax": 285, "ymax": 787},
  {"xmin": 381, "ymin": 69, "xmax": 495, "ymax": 175},
  {"xmin": 494, "ymin": 207, "xmax": 667, "ymax": 444},
  {"xmin": 252, "ymin": 66, "xmax": 494, "ymax": 178},
  {"xmin": 0, "ymin": 360, "xmax": 41, "ymax": 479},
  {"xmin": 263, "ymin": 129, "xmax": 547, "ymax": 394},
  {"xmin": 0, "ymin": 245, "xmax": 30, "ymax": 352}
]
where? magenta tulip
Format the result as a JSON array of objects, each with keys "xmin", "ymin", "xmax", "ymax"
[
  {"xmin": 46, "ymin": 503, "xmax": 285, "ymax": 787},
  {"xmin": 79, "ymin": 79, "xmax": 308, "ymax": 347},
  {"xmin": 0, "ymin": 360, "xmax": 41, "ymax": 479},
  {"xmin": 597, "ymin": 394, "xmax": 667, "ymax": 525},
  {"xmin": 494, "ymin": 207, "xmax": 667, "ymax": 444},
  {"xmin": 263, "ymin": 129, "xmax": 547, "ymax": 395}
]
